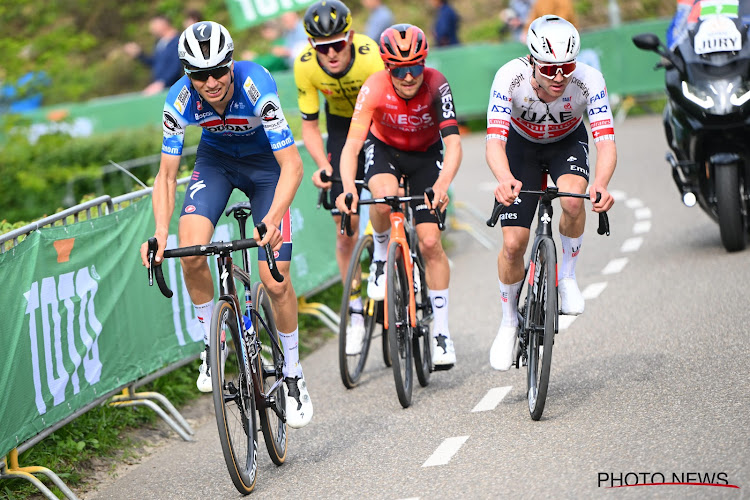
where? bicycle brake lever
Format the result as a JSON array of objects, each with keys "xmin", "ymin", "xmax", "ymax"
[
  {"xmin": 340, "ymin": 193, "xmax": 354, "ymax": 236},
  {"xmin": 424, "ymin": 187, "xmax": 445, "ymax": 231},
  {"xmin": 487, "ymin": 199, "xmax": 503, "ymax": 227},
  {"xmin": 597, "ymin": 212, "xmax": 611, "ymax": 236},
  {"xmin": 147, "ymin": 237, "xmax": 158, "ymax": 286}
]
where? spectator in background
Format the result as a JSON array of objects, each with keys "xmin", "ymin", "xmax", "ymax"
[
  {"xmin": 499, "ymin": 0, "xmax": 535, "ymax": 42},
  {"xmin": 124, "ymin": 15, "xmax": 183, "ymax": 95},
  {"xmin": 429, "ymin": 0, "xmax": 460, "ymax": 46},
  {"xmin": 521, "ymin": 0, "xmax": 576, "ymax": 42},
  {"xmin": 361, "ymin": 0, "xmax": 394, "ymax": 41},
  {"xmin": 241, "ymin": 21, "xmax": 290, "ymax": 72},
  {"xmin": 278, "ymin": 11, "xmax": 310, "ymax": 68},
  {"xmin": 183, "ymin": 9, "xmax": 202, "ymax": 29}
]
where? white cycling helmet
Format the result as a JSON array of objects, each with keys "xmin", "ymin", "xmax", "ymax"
[
  {"xmin": 179, "ymin": 21, "xmax": 234, "ymax": 71},
  {"xmin": 526, "ymin": 15, "xmax": 580, "ymax": 63}
]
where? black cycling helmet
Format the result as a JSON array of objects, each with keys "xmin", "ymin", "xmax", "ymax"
[{"xmin": 303, "ymin": 0, "xmax": 352, "ymax": 38}]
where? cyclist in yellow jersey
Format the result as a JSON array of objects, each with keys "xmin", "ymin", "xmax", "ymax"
[{"xmin": 295, "ymin": 0, "xmax": 384, "ymax": 354}]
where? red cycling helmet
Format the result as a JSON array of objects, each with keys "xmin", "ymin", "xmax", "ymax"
[{"xmin": 379, "ymin": 24, "xmax": 429, "ymax": 66}]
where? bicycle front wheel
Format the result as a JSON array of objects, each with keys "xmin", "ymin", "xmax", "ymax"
[
  {"xmin": 251, "ymin": 280, "xmax": 288, "ymax": 466},
  {"xmin": 210, "ymin": 299, "xmax": 259, "ymax": 494},
  {"xmin": 526, "ymin": 238, "xmax": 557, "ymax": 421},
  {"xmin": 339, "ymin": 234, "xmax": 377, "ymax": 388},
  {"xmin": 387, "ymin": 241, "xmax": 413, "ymax": 408},
  {"xmin": 412, "ymin": 248, "xmax": 431, "ymax": 387}
]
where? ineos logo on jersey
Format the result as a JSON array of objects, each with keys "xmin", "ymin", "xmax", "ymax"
[
  {"xmin": 384, "ymin": 112, "xmax": 434, "ymax": 127},
  {"xmin": 589, "ymin": 105, "xmax": 608, "ymax": 116}
]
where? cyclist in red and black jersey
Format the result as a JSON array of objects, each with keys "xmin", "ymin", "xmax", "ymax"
[{"xmin": 335, "ymin": 24, "xmax": 462, "ymax": 368}]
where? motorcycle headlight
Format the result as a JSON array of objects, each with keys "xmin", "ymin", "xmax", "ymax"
[
  {"xmin": 730, "ymin": 88, "xmax": 750, "ymax": 106},
  {"xmin": 682, "ymin": 81, "xmax": 714, "ymax": 108}
]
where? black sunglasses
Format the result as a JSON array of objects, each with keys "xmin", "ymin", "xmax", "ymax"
[{"xmin": 186, "ymin": 63, "xmax": 231, "ymax": 82}]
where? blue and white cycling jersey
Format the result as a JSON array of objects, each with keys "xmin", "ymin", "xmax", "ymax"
[{"xmin": 161, "ymin": 61, "xmax": 295, "ymax": 157}]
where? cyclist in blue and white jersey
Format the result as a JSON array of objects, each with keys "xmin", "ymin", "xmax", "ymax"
[
  {"xmin": 485, "ymin": 16, "xmax": 617, "ymax": 371},
  {"xmin": 139, "ymin": 21, "xmax": 312, "ymax": 428}
]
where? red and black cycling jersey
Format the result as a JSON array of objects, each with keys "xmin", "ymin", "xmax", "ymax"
[{"xmin": 348, "ymin": 68, "xmax": 459, "ymax": 152}]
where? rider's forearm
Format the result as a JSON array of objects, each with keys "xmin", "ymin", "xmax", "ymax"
[
  {"xmin": 593, "ymin": 140, "xmax": 617, "ymax": 187},
  {"xmin": 436, "ymin": 134, "xmax": 462, "ymax": 189},
  {"xmin": 152, "ymin": 153, "xmax": 181, "ymax": 237},
  {"xmin": 339, "ymin": 139, "xmax": 363, "ymax": 193},
  {"xmin": 301, "ymin": 119, "xmax": 329, "ymax": 169},
  {"xmin": 486, "ymin": 138, "xmax": 513, "ymax": 182},
  {"xmin": 266, "ymin": 145, "xmax": 304, "ymax": 227}
]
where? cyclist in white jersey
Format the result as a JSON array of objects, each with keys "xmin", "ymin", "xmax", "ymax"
[{"xmin": 485, "ymin": 15, "xmax": 617, "ymax": 371}]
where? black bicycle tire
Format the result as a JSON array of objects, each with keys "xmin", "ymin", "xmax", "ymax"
[
  {"xmin": 380, "ymin": 303, "xmax": 392, "ymax": 367},
  {"xmin": 250, "ymin": 280, "xmax": 288, "ymax": 466},
  {"xmin": 338, "ymin": 234, "xmax": 376, "ymax": 388},
  {"xmin": 387, "ymin": 240, "xmax": 413, "ymax": 408},
  {"xmin": 412, "ymin": 248, "xmax": 431, "ymax": 387},
  {"xmin": 526, "ymin": 238, "xmax": 557, "ymax": 420},
  {"xmin": 210, "ymin": 299, "xmax": 259, "ymax": 494}
]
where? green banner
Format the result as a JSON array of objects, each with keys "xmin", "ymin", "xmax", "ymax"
[
  {"xmin": 0, "ymin": 151, "xmax": 337, "ymax": 457},
  {"xmin": 225, "ymin": 0, "xmax": 316, "ymax": 30}
]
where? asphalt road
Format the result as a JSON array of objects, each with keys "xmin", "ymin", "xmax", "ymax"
[{"xmin": 86, "ymin": 115, "xmax": 750, "ymax": 500}]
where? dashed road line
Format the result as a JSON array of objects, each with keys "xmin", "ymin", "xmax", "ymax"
[
  {"xmin": 582, "ymin": 282, "xmax": 608, "ymax": 299},
  {"xmin": 558, "ymin": 314, "xmax": 577, "ymax": 331},
  {"xmin": 625, "ymin": 198, "xmax": 643, "ymax": 209},
  {"xmin": 602, "ymin": 258, "xmax": 629, "ymax": 275},
  {"xmin": 422, "ymin": 436, "xmax": 469, "ymax": 467},
  {"xmin": 471, "ymin": 386, "xmax": 512, "ymax": 412},
  {"xmin": 633, "ymin": 221, "xmax": 652, "ymax": 234},
  {"xmin": 634, "ymin": 207, "xmax": 652, "ymax": 219},
  {"xmin": 621, "ymin": 237, "xmax": 643, "ymax": 253}
]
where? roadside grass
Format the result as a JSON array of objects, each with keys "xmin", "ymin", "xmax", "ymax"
[{"xmin": 1, "ymin": 284, "xmax": 341, "ymax": 499}]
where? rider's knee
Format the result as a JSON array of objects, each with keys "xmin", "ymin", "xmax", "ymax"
[
  {"xmin": 502, "ymin": 237, "xmax": 527, "ymax": 262},
  {"xmin": 561, "ymin": 197, "xmax": 584, "ymax": 218},
  {"xmin": 419, "ymin": 233, "xmax": 443, "ymax": 260},
  {"xmin": 179, "ymin": 254, "xmax": 205, "ymax": 274},
  {"xmin": 262, "ymin": 273, "xmax": 291, "ymax": 300}
]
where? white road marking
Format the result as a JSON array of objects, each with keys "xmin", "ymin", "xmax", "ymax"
[
  {"xmin": 633, "ymin": 221, "xmax": 652, "ymax": 234},
  {"xmin": 621, "ymin": 237, "xmax": 643, "ymax": 253},
  {"xmin": 610, "ymin": 190, "xmax": 627, "ymax": 201},
  {"xmin": 582, "ymin": 282, "xmax": 608, "ymax": 299},
  {"xmin": 471, "ymin": 386, "xmax": 512, "ymax": 412},
  {"xmin": 602, "ymin": 258, "xmax": 629, "ymax": 275},
  {"xmin": 625, "ymin": 198, "xmax": 643, "ymax": 209},
  {"xmin": 635, "ymin": 207, "xmax": 652, "ymax": 219},
  {"xmin": 422, "ymin": 436, "xmax": 469, "ymax": 467},
  {"xmin": 558, "ymin": 315, "xmax": 577, "ymax": 331}
]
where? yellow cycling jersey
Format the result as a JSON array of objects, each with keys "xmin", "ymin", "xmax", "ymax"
[{"xmin": 294, "ymin": 33, "xmax": 384, "ymax": 121}]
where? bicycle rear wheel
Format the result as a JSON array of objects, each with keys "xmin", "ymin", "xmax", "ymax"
[
  {"xmin": 339, "ymin": 234, "xmax": 377, "ymax": 388},
  {"xmin": 210, "ymin": 299, "xmax": 259, "ymax": 494},
  {"xmin": 251, "ymin": 280, "xmax": 288, "ymax": 466},
  {"xmin": 387, "ymin": 241, "xmax": 413, "ymax": 408},
  {"xmin": 412, "ymin": 249, "xmax": 431, "ymax": 387},
  {"xmin": 526, "ymin": 238, "xmax": 557, "ymax": 421}
]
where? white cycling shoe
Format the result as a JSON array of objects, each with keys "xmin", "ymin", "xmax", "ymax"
[
  {"xmin": 432, "ymin": 334, "xmax": 456, "ymax": 369},
  {"xmin": 196, "ymin": 343, "xmax": 228, "ymax": 393},
  {"xmin": 284, "ymin": 372, "xmax": 313, "ymax": 429},
  {"xmin": 490, "ymin": 325, "xmax": 520, "ymax": 371},
  {"xmin": 559, "ymin": 278, "xmax": 585, "ymax": 315},
  {"xmin": 367, "ymin": 260, "xmax": 386, "ymax": 301},
  {"xmin": 345, "ymin": 313, "xmax": 366, "ymax": 355}
]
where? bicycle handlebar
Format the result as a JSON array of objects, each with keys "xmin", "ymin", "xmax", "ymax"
[
  {"xmin": 147, "ymin": 222, "xmax": 283, "ymax": 299},
  {"xmin": 486, "ymin": 188, "xmax": 610, "ymax": 236},
  {"xmin": 317, "ymin": 171, "xmax": 365, "ymax": 210},
  {"xmin": 339, "ymin": 189, "xmax": 447, "ymax": 236}
]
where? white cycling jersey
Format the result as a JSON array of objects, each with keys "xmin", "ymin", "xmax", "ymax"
[{"xmin": 486, "ymin": 56, "xmax": 615, "ymax": 145}]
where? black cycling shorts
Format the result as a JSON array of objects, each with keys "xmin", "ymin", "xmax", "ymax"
[
  {"xmin": 501, "ymin": 123, "xmax": 590, "ymax": 229},
  {"xmin": 362, "ymin": 132, "xmax": 445, "ymax": 225},
  {"xmin": 326, "ymin": 112, "xmax": 365, "ymax": 215}
]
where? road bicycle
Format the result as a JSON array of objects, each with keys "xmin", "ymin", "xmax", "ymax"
[
  {"xmin": 342, "ymin": 184, "xmax": 445, "ymax": 408},
  {"xmin": 318, "ymin": 171, "xmax": 392, "ymax": 388},
  {"xmin": 486, "ymin": 182, "xmax": 610, "ymax": 420},
  {"xmin": 147, "ymin": 202, "xmax": 286, "ymax": 495}
]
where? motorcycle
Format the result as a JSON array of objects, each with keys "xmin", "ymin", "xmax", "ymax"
[{"xmin": 633, "ymin": 15, "xmax": 750, "ymax": 251}]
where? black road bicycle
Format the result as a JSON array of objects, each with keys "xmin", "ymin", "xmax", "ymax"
[
  {"xmin": 487, "ymin": 185, "xmax": 610, "ymax": 420},
  {"xmin": 342, "ymin": 185, "xmax": 445, "ymax": 408},
  {"xmin": 147, "ymin": 202, "xmax": 286, "ymax": 495},
  {"xmin": 318, "ymin": 171, "xmax": 392, "ymax": 388}
]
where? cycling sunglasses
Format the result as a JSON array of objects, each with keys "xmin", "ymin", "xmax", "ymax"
[
  {"xmin": 311, "ymin": 34, "xmax": 349, "ymax": 54},
  {"xmin": 185, "ymin": 62, "xmax": 232, "ymax": 82},
  {"xmin": 534, "ymin": 60, "xmax": 576, "ymax": 79},
  {"xmin": 388, "ymin": 63, "xmax": 425, "ymax": 80}
]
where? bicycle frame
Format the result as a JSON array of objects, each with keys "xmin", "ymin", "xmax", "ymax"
[{"xmin": 384, "ymin": 210, "xmax": 417, "ymax": 330}]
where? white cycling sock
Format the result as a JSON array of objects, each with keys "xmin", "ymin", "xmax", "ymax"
[
  {"xmin": 372, "ymin": 228, "xmax": 390, "ymax": 262},
  {"xmin": 194, "ymin": 300, "xmax": 215, "ymax": 346},
  {"xmin": 559, "ymin": 234, "xmax": 583, "ymax": 280},
  {"xmin": 279, "ymin": 328, "xmax": 301, "ymax": 378},
  {"xmin": 349, "ymin": 296, "xmax": 363, "ymax": 315},
  {"xmin": 499, "ymin": 279, "xmax": 522, "ymax": 327},
  {"xmin": 429, "ymin": 289, "xmax": 450, "ymax": 338}
]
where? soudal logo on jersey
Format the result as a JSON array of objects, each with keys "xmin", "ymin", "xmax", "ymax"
[{"xmin": 201, "ymin": 118, "xmax": 254, "ymax": 133}]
